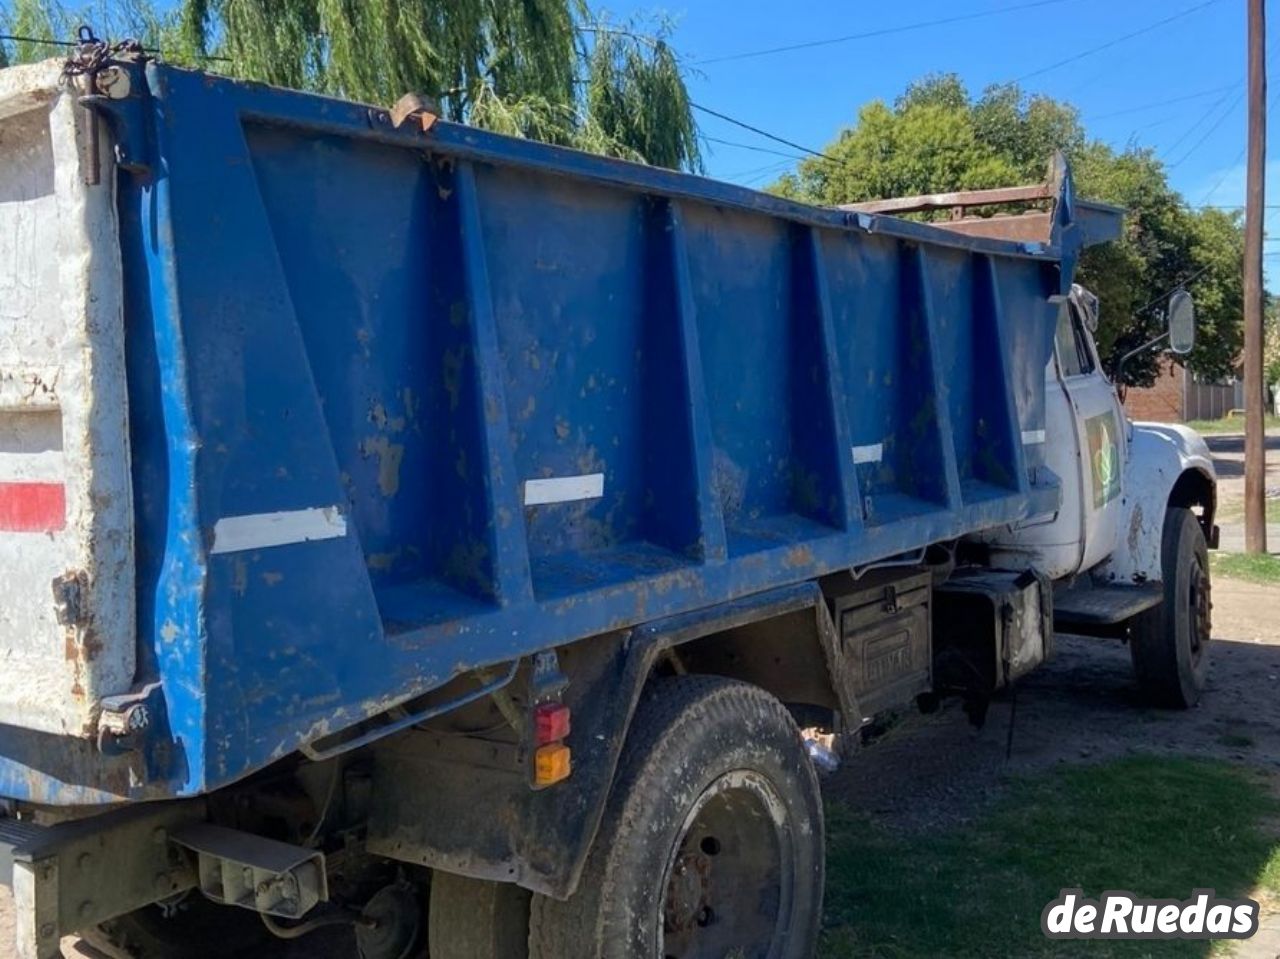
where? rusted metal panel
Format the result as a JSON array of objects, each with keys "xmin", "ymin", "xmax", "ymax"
[
  {"xmin": 932, "ymin": 212, "xmax": 1054, "ymax": 243},
  {"xmin": 839, "ymin": 160, "xmax": 1122, "ymax": 249},
  {"xmin": 840, "ymin": 181, "xmax": 1054, "ymax": 215}
]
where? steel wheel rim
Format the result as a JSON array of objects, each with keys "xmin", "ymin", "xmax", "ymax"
[
  {"xmin": 658, "ymin": 769, "xmax": 795, "ymax": 959},
  {"xmin": 1188, "ymin": 554, "xmax": 1210, "ymax": 660}
]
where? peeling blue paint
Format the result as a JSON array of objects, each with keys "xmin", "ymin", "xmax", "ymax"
[{"xmin": 0, "ymin": 62, "xmax": 1117, "ymax": 805}]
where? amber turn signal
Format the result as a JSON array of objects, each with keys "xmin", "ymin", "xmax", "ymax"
[{"xmin": 534, "ymin": 743, "xmax": 571, "ymax": 786}]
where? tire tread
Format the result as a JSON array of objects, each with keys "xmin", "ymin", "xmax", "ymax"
[{"xmin": 529, "ymin": 675, "xmax": 822, "ymax": 959}]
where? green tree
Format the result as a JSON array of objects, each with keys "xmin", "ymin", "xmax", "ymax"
[
  {"xmin": 1265, "ymin": 296, "xmax": 1280, "ymax": 389},
  {"xmin": 0, "ymin": 0, "xmax": 701, "ymax": 171},
  {"xmin": 773, "ymin": 74, "xmax": 1243, "ymax": 386}
]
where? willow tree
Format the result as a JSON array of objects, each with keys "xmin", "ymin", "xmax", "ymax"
[{"xmin": 0, "ymin": 0, "xmax": 701, "ymax": 171}]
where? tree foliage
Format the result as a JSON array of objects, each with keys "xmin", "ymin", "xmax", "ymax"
[
  {"xmin": 1265, "ymin": 297, "xmax": 1280, "ymax": 388},
  {"xmin": 0, "ymin": 0, "xmax": 701, "ymax": 171},
  {"xmin": 773, "ymin": 74, "xmax": 1244, "ymax": 385}
]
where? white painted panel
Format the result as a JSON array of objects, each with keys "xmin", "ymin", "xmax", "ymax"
[
  {"xmin": 0, "ymin": 60, "xmax": 134, "ymax": 737},
  {"xmin": 211, "ymin": 507, "xmax": 348, "ymax": 554},
  {"xmin": 524, "ymin": 473, "xmax": 605, "ymax": 506}
]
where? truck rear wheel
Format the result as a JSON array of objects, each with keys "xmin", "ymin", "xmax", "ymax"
[
  {"xmin": 528, "ymin": 676, "xmax": 824, "ymax": 959},
  {"xmin": 1129, "ymin": 507, "xmax": 1211, "ymax": 708},
  {"xmin": 429, "ymin": 871, "xmax": 530, "ymax": 959}
]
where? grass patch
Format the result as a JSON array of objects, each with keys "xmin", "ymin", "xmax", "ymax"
[
  {"xmin": 821, "ymin": 756, "xmax": 1280, "ymax": 958},
  {"xmin": 1211, "ymin": 551, "xmax": 1280, "ymax": 585},
  {"xmin": 1184, "ymin": 414, "xmax": 1280, "ymax": 435}
]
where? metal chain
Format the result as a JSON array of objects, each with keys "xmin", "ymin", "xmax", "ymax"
[{"xmin": 62, "ymin": 25, "xmax": 145, "ymax": 79}]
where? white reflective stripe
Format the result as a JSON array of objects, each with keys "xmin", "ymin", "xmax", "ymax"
[
  {"xmin": 1021, "ymin": 429, "xmax": 1047, "ymax": 445},
  {"xmin": 851, "ymin": 443, "xmax": 883, "ymax": 465},
  {"xmin": 524, "ymin": 473, "xmax": 604, "ymax": 506},
  {"xmin": 211, "ymin": 506, "xmax": 347, "ymax": 554}
]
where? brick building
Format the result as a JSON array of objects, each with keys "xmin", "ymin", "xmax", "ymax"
[{"xmin": 1121, "ymin": 357, "xmax": 1242, "ymax": 423}]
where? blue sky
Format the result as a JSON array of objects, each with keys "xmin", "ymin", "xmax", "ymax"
[{"xmin": 609, "ymin": 0, "xmax": 1272, "ymax": 275}]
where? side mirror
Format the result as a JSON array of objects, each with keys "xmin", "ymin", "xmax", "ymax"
[{"xmin": 1168, "ymin": 289, "xmax": 1195, "ymax": 354}]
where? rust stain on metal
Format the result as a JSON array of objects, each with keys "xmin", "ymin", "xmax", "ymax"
[
  {"xmin": 389, "ymin": 92, "xmax": 439, "ymax": 132},
  {"xmin": 783, "ymin": 545, "xmax": 815, "ymax": 570},
  {"xmin": 361, "ymin": 435, "xmax": 405, "ymax": 497}
]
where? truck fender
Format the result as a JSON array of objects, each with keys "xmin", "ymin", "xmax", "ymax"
[
  {"xmin": 365, "ymin": 581, "xmax": 850, "ymax": 900},
  {"xmin": 1094, "ymin": 423, "xmax": 1216, "ymax": 585}
]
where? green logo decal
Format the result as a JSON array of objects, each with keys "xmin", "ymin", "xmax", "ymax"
[{"xmin": 1085, "ymin": 414, "xmax": 1121, "ymax": 508}]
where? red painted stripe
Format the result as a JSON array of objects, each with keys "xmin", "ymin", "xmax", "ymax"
[{"xmin": 0, "ymin": 482, "xmax": 66, "ymax": 532}]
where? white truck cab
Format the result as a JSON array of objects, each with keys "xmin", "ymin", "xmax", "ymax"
[
  {"xmin": 847, "ymin": 166, "xmax": 1219, "ymax": 709},
  {"xmin": 987, "ymin": 284, "xmax": 1218, "ymax": 707}
]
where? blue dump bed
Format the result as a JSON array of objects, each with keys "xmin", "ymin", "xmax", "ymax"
[{"xmin": 0, "ymin": 61, "xmax": 1118, "ymax": 804}]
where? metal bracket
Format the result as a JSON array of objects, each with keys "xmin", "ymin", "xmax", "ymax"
[
  {"xmin": 77, "ymin": 61, "xmax": 151, "ymax": 180},
  {"xmin": 530, "ymin": 649, "xmax": 568, "ymax": 701},
  {"xmin": 881, "ymin": 584, "xmax": 899, "ymax": 614},
  {"xmin": 299, "ymin": 660, "xmax": 521, "ymax": 762},
  {"xmin": 170, "ymin": 822, "xmax": 327, "ymax": 920},
  {"xmin": 97, "ymin": 681, "xmax": 165, "ymax": 756}
]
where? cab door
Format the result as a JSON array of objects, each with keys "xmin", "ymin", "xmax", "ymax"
[{"xmin": 1057, "ymin": 289, "xmax": 1125, "ymax": 571}]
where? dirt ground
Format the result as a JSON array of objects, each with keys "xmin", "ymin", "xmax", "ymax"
[
  {"xmin": 1204, "ymin": 431, "xmax": 1280, "ymax": 551},
  {"xmin": 827, "ymin": 575, "xmax": 1280, "ymax": 832}
]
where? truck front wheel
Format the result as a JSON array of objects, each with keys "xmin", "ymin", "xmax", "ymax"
[
  {"xmin": 528, "ymin": 676, "xmax": 824, "ymax": 959},
  {"xmin": 1129, "ymin": 507, "xmax": 1211, "ymax": 708}
]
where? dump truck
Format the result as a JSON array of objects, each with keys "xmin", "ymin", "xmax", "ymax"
[{"xmin": 0, "ymin": 43, "xmax": 1217, "ymax": 959}]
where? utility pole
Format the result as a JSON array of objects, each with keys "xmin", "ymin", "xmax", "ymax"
[{"xmin": 1244, "ymin": 0, "xmax": 1268, "ymax": 554}]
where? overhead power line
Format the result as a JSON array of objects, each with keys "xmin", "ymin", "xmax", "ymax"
[
  {"xmin": 725, "ymin": 159, "xmax": 799, "ymax": 185},
  {"xmin": 0, "ymin": 32, "xmax": 231, "ymax": 62},
  {"xmin": 1088, "ymin": 83, "xmax": 1239, "ymax": 121},
  {"xmin": 1161, "ymin": 87, "xmax": 1239, "ymax": 160},
  {"xmin": 1197, "ymin": 203, "xmax": 1280, "ymax": 209},
  {"xmin": 691, "ymin": 102, "xmax": 840, "ymax": 164},
  {"xmin": 691, "ymin": 1, "xmax": 1230, "ymax": 174},
  {"xmin": 1199, "ymin": 146, "xmax": 1248, "ymax": 205},
  {"xmin": 1162, "ymin": 51, "xmax": 1274, "ymax": 166},
  {"xmin": 1135, "ymin": 263, "xmax": 1216, "ymax": 313},
  {"xmin": 1015, "ymin": 0, "xmax": 1226, "ymax": 82},
  {"xmin": 698, "ymin": 0, "xmax": 1077, "ymax": 65},
  {"xmin": 1167, "ymin": 90, "xmax": 1246, "ymax": 168},
  {"xmin": 0, "ymin": 32, "xmax": 77, "ymax": 47},
  {"xmin": 1197, "ymin": 81, "xmax": 1279, "ymax": 205},
  {"xmin": 701, "ymin": 135, "xmax": 807, "ymax": 161}
]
